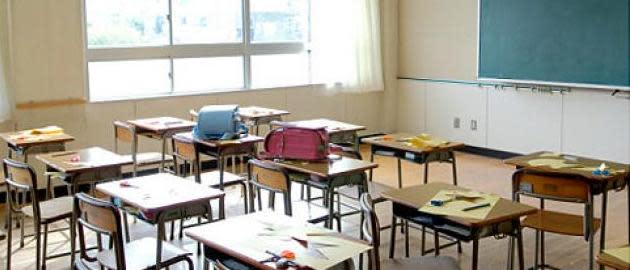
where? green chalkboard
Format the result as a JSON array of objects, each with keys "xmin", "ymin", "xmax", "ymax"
[{"xmin": 478, "ymin": 0, "xmax": 629, "ymax": 88}]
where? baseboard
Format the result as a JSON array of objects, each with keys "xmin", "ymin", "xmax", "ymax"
[{"xmin": 459, "ymin": 145, "xmax": 520, "ymax": 160}]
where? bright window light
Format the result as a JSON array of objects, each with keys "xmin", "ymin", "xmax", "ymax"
[
  {"xmin": 88, "ymin": 60, "xmax": 171, "ymax": 101},
  {"xmin": 174, "ymin": 57, "xmax": 244, "ymax": 92}
]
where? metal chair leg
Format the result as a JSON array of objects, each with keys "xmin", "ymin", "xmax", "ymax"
[
  {"xmin": 6, "ymin": 207, "xmax": 13, "ymax": 270},
  {"xmin": 122, "ymin": 212, "xmax": 131, "ymax": 242},
  {"xmin": 42, "ymin": 224, "xmax": 49, "ymax": 270},
  {"xmin": 389, "ymin": 216, "xmax": 397, "ymax": 259},
  {"xmin": 35, "ymin": 223, "xmax": 41, "ymax": 270},
  {"xmin": 20, "ymin": 215, "xmax": 25, "ymax": 248}
]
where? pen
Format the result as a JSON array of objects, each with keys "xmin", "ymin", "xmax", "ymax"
[{"xmin": 462, "ymin": 203, "xmax": 491, "ymax": 212}]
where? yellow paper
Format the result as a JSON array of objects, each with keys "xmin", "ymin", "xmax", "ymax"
[
  {"xmin": 419, "ymin": 190, "xmax": 500, "ymax": 220},
  {"xmin": 539, "ymin": 152, "xmax": 562, "ymax": 158},
  {"xmin": 404, "ymin": 134, "xmax": 449, "ymax": 148},
  {"xmin": 31, "ymin": 125, "xmax": 64, "ymax": 135},
  {"xmin": 604, "ymin": 246, "xmax": 630, "ymax": 264},
  {"xmin": 527, "ymin": 158, "xmax": 582, "ymax": 169}
]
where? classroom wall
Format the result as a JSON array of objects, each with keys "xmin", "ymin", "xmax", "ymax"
[
  {"xmin": 0, "ymin": 0, "xmax": 399, "ymax": 186},
  {"xmin": 0, "ymin": 0, "xmax": 395, "ymax": 144},
  {"xmin": 397, "ymin": 0, "xmax": 630, "ymax": 163}
]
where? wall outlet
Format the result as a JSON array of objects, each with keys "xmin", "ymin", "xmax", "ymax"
[
  {"xmin": 470, "ymin": 120, "xmax": 478, "ymax": 131},
  {"xmin": 453, "ymin": 117, "xmax": 460, "ymax": 128}
]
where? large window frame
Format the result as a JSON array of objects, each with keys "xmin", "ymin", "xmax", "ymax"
[{"xmin": 83, "ymin": 0, "xmax": 311, "ymax": 102}]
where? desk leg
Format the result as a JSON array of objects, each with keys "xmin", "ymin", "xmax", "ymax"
[
  {"xmin": 598, "ymin": 191, "xmax": 608, "ymax": 270},
  {"xmin": 156, "ymin": 219, "xmax": 165, "ymax": 270},
  {"xmin": 218, "ymin": 156, "xmax": 226, "ymax": 219},
  {"xmin": 423, "ymin": 159, "xmax": 429, "ymax": 184},
  {"xmin": 389, "ymin": 216, "xmax": 397, "ymax": 258},
  {"xmin": 397, "ymin": 158, "xmax": 402, "ymax": 188},
  {"xmin": 450, "ymin": 151, "xmax": 458, "ymax": 186},
  {"xmin": 369, "ymin": 150, "xmax": 375, "ymax": 182},
  {"xmin": 160, "ymin": 137, "xmax": 167, "ymax": 173},
  {"xmin": 515, "ymin": 222, "xmax": 525, "ymax": 270},
  {"xmin": 472, "ymin": 239, "xmax": 479, "ymax": 270}
]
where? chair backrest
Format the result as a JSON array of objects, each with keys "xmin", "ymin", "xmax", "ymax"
[
  {"xmin": 512, "ymin": 169, "xmax": 594, "ymax": 237},
  {"xmin": 171, "ymin": 135, "xmax": 198, "ymax": 177},
  {"xmin": 512, "ymin": 169, "xmax": 591, "ymax": 203},
  {"xmin": 359, "ymin": 194, "xmax": 381, "ymax": 270},
  {"xmin": 189, "ymin": 109, "xmax": 198, "ymax": 122},
  {"xmin": 113, "ymin": 121, "xmax": 139, "ymax": 175},
  {"xmin": 248, "ymin": 159, "xmax": 292, "ymax": 215},
  {"xmin": 248, "ymin": 159, "xmax": 291, "ymax": 193},
  {"xmin": 74, "ymin": 192, "xmax": 126, "ymax": 270},
  {"xmin": 3, "ymin": 158, "xmax": 40, "ymax": 218}
]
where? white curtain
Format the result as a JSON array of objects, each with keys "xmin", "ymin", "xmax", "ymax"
[
  {"xmin": 310, "ymin": 0, "xmax": 384, "ymax": 93},
  {"xmin": 0, "ymin": 45, "xmax": 10, "ymax": 123}
]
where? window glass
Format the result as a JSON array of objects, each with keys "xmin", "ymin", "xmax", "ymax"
[
  {"xmin": 251, "ymin": 53, "xmax": 309, "ymax": 88},
  {"xmin": 172, "ymin": 0, "xmax": 243, "ymax": 44},
  {"xmin": 250, "ymin": 0, "xmax": 309, "ymax": 43},
  {"xmin": 86, "ymin": 0, "xmax": 170, "ymax": 48},
  {"xmin": 173, "ymin": 57, "xmax": 244, "ymax": 92},
  {"xmin": 88, "ymin": 60, "xmax": 171, "ymax": 101}
]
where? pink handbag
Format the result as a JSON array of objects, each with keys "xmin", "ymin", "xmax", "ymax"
[{"xmin": 262, "ymin": 122, "xmax": 330, "ymax": 161}]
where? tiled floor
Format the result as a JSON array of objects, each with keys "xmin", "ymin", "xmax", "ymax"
[{"xmin": 0, "ymin": 148, "xmax": 628, "ymax": 269}]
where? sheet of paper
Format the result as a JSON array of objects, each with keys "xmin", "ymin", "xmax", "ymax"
[
  {"xmin": 249, "ymin": 219, "xmax": 369, "ymax": 270},
  {"xmin": 527, "ymin": 158, "xmax": 583, "ymax": 169},
  {"xmin": 419, "ymin": 190, "xmax": 500, "ymax": 220},
  {"xmin": 604, "ymin": 246, "xmax": 630, "ymax": 264}
]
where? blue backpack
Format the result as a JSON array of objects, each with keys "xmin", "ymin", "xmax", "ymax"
[{"xmin": 193, "ymin": 105, "xmax": 248, "ymax": 140}]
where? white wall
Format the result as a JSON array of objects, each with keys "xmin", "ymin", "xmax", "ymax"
[
  {"xmin": 0, "ymin": 0, "xmax": 391, "ymax": 142},
  {"xmin": 397, "ymin": 0, "xmax": 630, "ymax": 163},
  {"xmin": 0, "ymin": 0, "xmax": 399, "ymax": 186}
]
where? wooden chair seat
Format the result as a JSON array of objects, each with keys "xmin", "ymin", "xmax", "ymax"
[
  {"xmin": 22, "ymin": 196, "xmax": 73, "ymax": 222},
  {"xmin": 95, "ymin": 237, "xmax": 192, "ymax": 270},
  {"xmin": 522, "ymin": 210, "xmax": 601, "ymax": 236},
  {"xmin": 185, "ymin": 171, "xmax": 245, "ymax": 188},
  {"xmin": 381, "ymin": 256, "xmax": 460, "ymax": 270}
]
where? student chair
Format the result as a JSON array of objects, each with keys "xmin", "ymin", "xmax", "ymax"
[
  {"xmin": 3, "ymin": 158, "xmax": 74, "ymax": 270},
  {"xmin": 113, "ymin": 121, "xmax": 173, "ymax": 177},
  {"xmin": 73, "ymin": 192, "xmax": 194, "ymax": 270},
  {"xmin": 359, "ymin": 193, "xmax": 461, "ymax": 270},
  {"xmin": 512, "ymin": 169, "xmax": 602, "ymax": 270},
  {"xmin": 172, "ymin": 135, "xmax": 248, "ymax": 213},
  {"xmin": 247, "ymin": 159, "xmax": 331, "ymax": 224}
]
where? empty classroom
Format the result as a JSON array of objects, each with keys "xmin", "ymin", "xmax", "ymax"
[{"xmin": 0, "ymin": 0, "xmax": 628, "ymax": 270}]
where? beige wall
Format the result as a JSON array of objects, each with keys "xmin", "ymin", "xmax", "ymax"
[
  {"xmin": 2, "ymin": 0, "xmax": 394, "ymax": 139},
  {"xmin": 399, "ymin": 0, "xmax": 477, "ymax": 80},
  {"xmin": 397, "ymin": 0, "xmax": 630, "ymax": 163},
  {"xmin": 1, "ymin": 0, "xmax": 401, "ymax": 186}
]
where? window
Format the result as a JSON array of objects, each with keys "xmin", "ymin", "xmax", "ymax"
[{"xmin": 85, "ymin": 0, "xmax": 310, "ymax": 101}]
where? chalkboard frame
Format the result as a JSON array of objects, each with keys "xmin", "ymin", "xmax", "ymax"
[{"xmin": 476, "ymin": 0, "xmax": 630, "ymax": 91}]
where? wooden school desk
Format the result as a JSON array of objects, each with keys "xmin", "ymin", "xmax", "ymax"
[
  {"xmin": 97, "ymin": 173, "xmax": 224, "ymax": 269},
  {"xmin": 36, "ymin": 147, "xmax": 131, "ymax": 195},
  {"xmin": 382, "ymin": 182, "xmax": 537, "ymax": 270},
  {"xmin": 185, "ymin": 211, "xmax": 370, "ymax": 270},
  {"xmin": 238, "ymin": 106, "xmax": 290, "ymax": 135},
  {"xmin": 277, "ymin": 119, "xmax": 366, "ymax": 149},
  {"xmin": 597, "ymin": 245, "xmax": 630, "ymax": 270},
  {"xmin": 362, "ymin": 133, "xmax": 465, "ymax": 188},
  {"xmin": 0, "ymin": 128, "xmax": 74, "ymax": 162},
  {"xmin": 127, "ymin": 117, "xmax": 196, "ymax": 172},
  {"xmin": 172, "ymin": 132, "xmax": 263, "ymax": 214},
  {"xmin": 504, "ymin": 152, "xmax": 630, "ymax": 252},
  {"xmin": 271, "ymin": 156, "xmax": 378, "ymax": 229}
]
